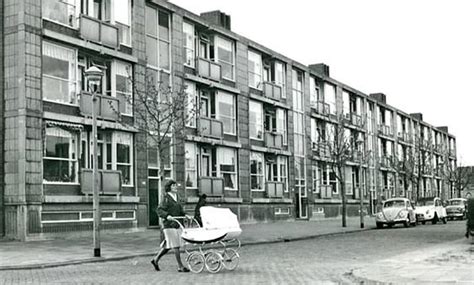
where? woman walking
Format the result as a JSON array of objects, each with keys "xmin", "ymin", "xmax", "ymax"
[{"xmin": 151, "ymin": 180, "xmax": 190, "ymax": 272}]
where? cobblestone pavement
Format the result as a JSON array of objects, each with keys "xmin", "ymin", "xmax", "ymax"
[{"xmin": 0, "ymin": 221, "xmax": 467, "ymax": 284}]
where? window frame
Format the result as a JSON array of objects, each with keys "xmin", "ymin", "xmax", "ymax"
[
  {"xmin": 250, "ymin": 152, "xmax": 265, "ymax": 191},
  {"xmin": 248, "ymin": 50, "xmax": 263, "ymax": 89},
  {"xmin": 183, "ymin": 21, "xmax": 196, "ymax": 68},
  {"xmin": 216, "ymin": 91, "xmax": 236, "ymax": 135},
  {"xmin": 249, "ymin": 100, "xmax": 264, "ymax": 140},
  {"xmin": 215, "ymin": 36, "xmax": 235, "ymax": 81}
]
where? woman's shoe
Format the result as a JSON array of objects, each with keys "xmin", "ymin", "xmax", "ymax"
[
  {"xmin": 150, "ymin": 260, "xmax": 160, "ymax": 271},
  {"xmin": 178, "ymin": 267, "xmax": 190, "ymax": 273}
]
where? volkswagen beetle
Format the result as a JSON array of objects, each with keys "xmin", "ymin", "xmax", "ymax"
[{"xmin": 375, "ymin": 198, "xmax": 417, "ymax": 228}]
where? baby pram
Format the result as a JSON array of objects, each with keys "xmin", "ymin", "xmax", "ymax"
[{"xmin": 169, "ymin": 206, "xmax": 242, "ymax": 273}]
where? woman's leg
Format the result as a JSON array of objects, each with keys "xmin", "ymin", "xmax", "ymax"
[
  {"xmin": 151, "ymin": 247, "xmax": 169, "ymax": 271},
  {"xmin": 174, "ymin": 247, "xmax": 189, "ymax": 271}
]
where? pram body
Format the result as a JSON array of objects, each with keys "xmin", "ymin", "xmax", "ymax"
[{"xmin": 169, "ymin": 206, "xmax": 242, "ymax": 273}]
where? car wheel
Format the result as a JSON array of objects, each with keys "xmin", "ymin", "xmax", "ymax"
[
  {"xmin": 442, "ymin": 217, "xmax": 447, "ymax": 224},
  {"xmin": 404, "ymin": 218, "xmax": 410, "ymax": 228},
  {"xmin": 421, "ymin": 221, "xmax": 426, "ymax": 225},
  {"xmin": 376, "ymin": 222, "xmax": 383, "ymax": 229},
  {"xmin": 432, "ymin": 214, "xmax": 438, "ymax": 225}
]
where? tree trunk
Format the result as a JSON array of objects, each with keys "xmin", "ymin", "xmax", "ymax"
[{"xmin": 341, "ymin": 182, "xmax": 347, "ymax": 227}]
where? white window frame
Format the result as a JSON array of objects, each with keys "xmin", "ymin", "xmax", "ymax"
[
  {"xmin": 250, "ymin": 152, "xmax": 265, "ymax": 191},
  {"xmin": 113, "ymin": 60, "xmax": 133, "ymax": 116},
  {"xmin": 249, "ymin": 100, "xmax": 264, "ymax": 140},
  {"xmin": 113, "ymin": 132, "xmax": 134, "ymax": 187},
  {"xmin": 216, "ymin": 91, "xmax": 236, "ymax": 135},
  {"xmin": 185, "ymin": 142, "xmax": 198, "ymax": 189},
  {"xmin": 215, "ymin": 36, "xmax": 235, "ymax": 81},
  {"xmin": 43, "ymin": 126, "xmax": 79, "ymax": 184},
  {"xmin": 183, "ymin": 21, "xmax": 195, "ymax": 68},
  {"xmin": 248, "ymin": 50, "xmax": 263, "ymax": 89},
  {"xmin": 324, "ymin": 83, "xmax": 336, "ymax": 115},
  {"xmin": 274, "ymin": 61, "xmax": 286, "ymax": 99},
  {"xmin": 276, "ymin": 109, "xmax": 287, "ymax": 145},
  {"xmin": 146, "ymin": 7, "xmax": 171, "ymax": 74},
  {"xmin": 185, "ymin": 81, "xmax": 197, "ymax": 128},
  {"xmin": 278, "ymin": 156, "xmax": 289, "ymax": 193},
  {"xmin": 42, "ymin": 41, "xmax": 78, "ymax": 105},
  {"xmin": 42, "ymin": 0, "xmax": 78, "ymax": 28},
  {"xmin": 217, "ymin": 147, "xmax": 238, "ymax": 191}
]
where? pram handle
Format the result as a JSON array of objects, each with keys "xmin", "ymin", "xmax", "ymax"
[{"xmin": 168, "ymin": 216, "xmax": 200, "ymax": 229}]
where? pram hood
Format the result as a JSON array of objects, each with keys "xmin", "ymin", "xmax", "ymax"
[{"xmin": 200, "ymin": 206, "xmax": 242, "ymax": 240}]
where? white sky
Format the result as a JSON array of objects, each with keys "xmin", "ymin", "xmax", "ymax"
[{"xmin": 170, "ymin": 0, "xmax": 474, "ymax": 165}]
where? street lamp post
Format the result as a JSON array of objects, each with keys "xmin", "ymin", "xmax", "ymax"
[
  {"xmin": 85, "ymin": 66, "xmax": 103, "ymax": 257},
  {"xmin": 357, "ymin": 136, "xmax": 365, "ymax": 229}
]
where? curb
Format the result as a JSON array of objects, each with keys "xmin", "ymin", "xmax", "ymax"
[{"xmin": 0, "ymin": 227, "xmax": 372, "ymax": 271}]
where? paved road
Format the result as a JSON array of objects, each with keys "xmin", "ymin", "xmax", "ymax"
[{"xmin": 0, "ymin": 220, "xmax": 466, "ymax": 284}]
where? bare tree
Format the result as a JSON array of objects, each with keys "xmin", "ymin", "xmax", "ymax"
[
  {"xmin": 444, "ymin": 160, "xmax": 470, "ymax": 198},
  {"xmin": 316, "ymin": 114, "xmax": 367, "ymax": 227},
  {"xmin": 111, "ymin": 67, "xmax": 197, "ymax": 199}
]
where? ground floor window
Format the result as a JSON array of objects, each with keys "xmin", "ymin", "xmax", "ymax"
[
  {"xmin": 218, "ymin": 147, "xmax": 237, "ymax": 190},
  {"xmin": 185, "ymin": 142, "xmax": 198, "ymax": 188},
  {"xmin": 250, "ymin": 152, "xmax": 264, "ymax": 191},
  {"xmin": 43, "ymin": 126, "xmax": 79, "ymax": 183}
]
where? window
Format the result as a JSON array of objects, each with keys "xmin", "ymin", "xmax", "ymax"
[
  {"xmin": 342, "ymin": 90, "xmax": 350, "ymax": 116},
  {"xmin": 114, "ymin": 0, "xmax": 132, "ymax": 46},
  {"xmin": 276, "ymin": 109, "xmax": 287, "ymax": 145},
  {"xmin": 248, "ymin": 50, "xmax": 263, "ymax": 89},
  {"xmin": 218, "ymin": 147, "xmax": 237, "ymax": 190},
  {"xmin": 250, "ymin": 152, "xmax": 264, "ymax": 191},
  {"xmin": 312, "ymin": 164, "xmax": 320, "ymax": 193},
  {"xmin": 114, "ymin": 61, "xmax": 133, "ymax": 115},
  {"xmin": 274, "ymin": 61, "xmax": 286, "ymax": 98},
  {"xmin": 249, "ymin": 101, "xmax": 263, "ymax": 140},
  {"xmin": 146, "ymin": 7, "xmax": 170, "ymax": 71},
  {"xmin": 43, "ymin": 127, "xmax": 79, "ymax": 183},
  {"xmin": 294, "ymin": 113, "xmax": 305, "ymax": 156},
  {"xmin": 42, "ymin": 0, "xmax": 77, "ymax": 27},
  {"xmin": 147, "ymin": 136, "xmax": 172, "ymax": 179},
  {"xmin": 114, "ymin": 132, "xmax": 133, "ymax": 186},
  {"xmin": 183, "ymin": 22, "xmax": 195, "ymax": 67},
  {"xmin": 324, "ymin": 83, "xmax": 336, "ymax": 115},
  {"xmin": 185, "ymin": 81, "xmax": 197, "ymax": 127},
  {"xmin": 295, "ymin": 157, "xmax": 306, "ymax": 197},
  {"xmin": 311, "ymin": 118, "xmax": 318, "ymax": 147},
  {"xmin": 42, "ymin": 41, "xmax": 77, "ymax": 104},
  {"xmin": 215, "ymin": 36, "xmax": 235, "ymax": 80},
  {"xmin": 217, "ymin": 91, "xmax": 236, "ymax": 135},
  {"xmin": 329, "ymin": 167, "xmax": 338, "ymax": 194},
  {"xmin": 185, "ymin": 143, "xmax": 198, "ymax": 188},
  {"xmin": 278, "ymin": 156, "xmax": 288, "ymax": 192},
  {"xmin": 310, "ymin": 77, "xmax": 320, "ymax": 106}
]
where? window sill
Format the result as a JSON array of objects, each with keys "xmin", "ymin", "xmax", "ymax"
[{"xmin": 43, "ymin": 99, "xmax": 79, "ymax": 107}]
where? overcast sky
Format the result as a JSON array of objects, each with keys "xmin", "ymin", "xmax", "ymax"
[{"xmin": 170, "ymin": 0, "xmax": 474, "ymax": 166}]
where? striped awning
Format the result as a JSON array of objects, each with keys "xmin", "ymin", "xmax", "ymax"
[{"xmin": 45, "ymin": 120, "xmax": 84, "ymax": 131}]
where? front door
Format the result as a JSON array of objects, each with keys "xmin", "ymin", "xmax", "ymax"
[
  {"xmin": 148, "ymin": 177, "xmax": 160, "ymax": 226},
  {"xmin": 296, "ymin": 185, "xmax": 308, "ymax": 219}
]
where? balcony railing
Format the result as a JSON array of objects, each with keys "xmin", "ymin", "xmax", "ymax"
[
  {"xmin": 320, "ymin": 185, "xmax": 333, "ymax": 198},
  {"xmin": 196, "ymin": 57, "xmax": 221, "ymax": 82},
  {"xmin": 42, "ymin": 0, "xmax": 76, "ymax": 27},
  {"xmin": 262, "ymin": 82, "xmax": 282, "ymax": 101},
  {"xmin": 398, "ymin": 132, "xmax": 412, "ymax": 143},
  {"xmin": 344, "ymin": 113, "xmax": 362, "ymax": 127},
  {"xmin": 380, "ymin": 155, "xmax": 393, "ymax": 168},
  {"xmin": 264, "ymin": 131, "xmax": 283, "ymax": 149},
  {"xmin": 198, "ymin": 117, "xmax": 224, "ymax": 139},
  {"xmin": 79, "ymin": 14, "xmax": 118, "ymax": 48},
  {"xmin": 199, "ymin": 177, "xmax": 224, "ymax": 196},
  {"xmin": 351, "ymin": 150, "xmax": 364, "ymax": 163},
  {"xmin": 378, "ymin": 124, "xmax": 393, "ymax": 137},
  {"xmin": 80, "ymin": 92, "xmax": 120, "ymax": 121},
  {"xmin": 315, "ymin": 141, "xmax": 331, "ymax": 158},
  {"xmin": 266, "ymin": 181, "xmax": 284, "ymax": 198},
  {"xmin": 80, "ymin": 169, "xmax": 122, "ymax": 195},
  {"xmin": 312, "ymin": 101, "xmax": 330, "ymax": 116}
]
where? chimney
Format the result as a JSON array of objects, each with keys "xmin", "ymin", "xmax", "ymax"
[
  {"xmin": 437, "ymin": 126, "xmax": 449, "ymax": 133},
  {"xmin": 200, "ymin": 10, "xmax": 231, "ymax": 30},
  {"xmin": 309, "ymin": 63, "xmax": 330, "ymax": 77},
  {"xmin": 369, "ymin": 93, "xmax": 386, "ymax": 104},
  {"xmin": 410, "ymin": 113, "xmax": 423, "ymax": 121}
]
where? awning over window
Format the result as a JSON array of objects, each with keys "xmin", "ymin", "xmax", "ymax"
[{"xmin": 45, "ymin": 120, "xmax": 84, "ymax": 131}]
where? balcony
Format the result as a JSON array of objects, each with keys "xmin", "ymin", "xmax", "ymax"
[
  {"xmin": 266, "ymin": 181, "xmax": 284, "ymax": 198},
  {"xmin": 196, "ymin": 57, "xmax": 221, "ymax": 82},
  {"xmin": 314, "ymin": 142, "xmax": 331, "ymax": 158},
  {"xmin": 79, "ymin": 14, "xmax": 118, "ymax": 48},
  {"xmin": 262, "ymin": 82, "xmax": 282, "ymax": 101},
  {"xmin": 80, "ymin": 169, "xmax": 122, "ymax": 195},
  {"xmin": 42, "ymin": 0, "xmax": 76, "ymax": 27},
  {"xmin": 344, "ymin": 113, "xmax": 363, "ymax": 127},
  {"xmin": 351, "ymin": 150, "xmax": 364, "ymax": 163},
  {"xmin": 312, "ymin": 101, "xmax": 330, "ymax": 116},
  {"xmin": 380, "ymin": 155, "xmax": 393, "ymax": 168},
  {"xmin": 398, "ymin": 132, "xmax": 412, "ymax": 144},
  {"xmin": 378, "ymin": 124, "xmax": 393, "ymax": 137},
  {"xmin": 320, "ymin": 185, "xmax": 333, "ymax": 198},
  {"xmin": 80, "ymin": 92, "xmax": 120, "ymax": 121},
  {"xmin": 264, "ymin": 131, "xmax": 283, "ymax": 149},
  {"xmin": 199, "ymin": 177, "xmax": 224, "ymax": 196},
  {"xmin": 198, "ymin": 117, "xmax": 224, "ymax": 139},
  {"xmin": 449, "ymin": 148, "xmax": 456, "ymax": 157}
]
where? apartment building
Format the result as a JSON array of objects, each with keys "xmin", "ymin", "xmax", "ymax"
[{"xmin": 0, "ymin": 0, "xmax": 457, "ymax": 240}]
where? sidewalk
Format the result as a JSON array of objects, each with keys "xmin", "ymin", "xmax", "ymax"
[
  {"xmin": 0, "ymin": 217, "xmax": 367, "ymax": 270},
  {"xmin": 351, "ymin": 239, "xmax": 474, "ymax": 284}
]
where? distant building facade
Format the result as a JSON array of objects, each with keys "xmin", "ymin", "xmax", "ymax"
[{"xmin": 0, "ymin": 0, "xmax": 457, "ymax": 240}]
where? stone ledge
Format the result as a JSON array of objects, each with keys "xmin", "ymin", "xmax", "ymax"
[
  {"xmin": 252, "ymin": 198, "xmax": 293, "ymax": 204},
  {"xmin": 43, "ymin": 195, "xmax": 140, "ymax": 204}
]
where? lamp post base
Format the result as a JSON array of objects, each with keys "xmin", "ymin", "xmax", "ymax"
[
  {"xmin": 360, "ymin": 222, "xmax": 364, "ymax": 229},
  {"xmin": 94, "ymin": 248, "xmax": 101, "ymax": 257}
]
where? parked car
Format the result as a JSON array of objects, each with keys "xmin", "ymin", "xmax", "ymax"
[
  {"xmin": 415, "ymin": 197, "xmax": 447, "ymax": 224},
  {"xmin": 446, "ymin": 198, "xmax": 468, "ymax": 220},
  {"xmin": 375, "ymin": 198, "xmax": 417, "ymax": 228}
]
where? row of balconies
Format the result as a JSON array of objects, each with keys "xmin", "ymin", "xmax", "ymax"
[{"xmin": 200, "ymin": 177, "xmax": 285, "ymax": 198}]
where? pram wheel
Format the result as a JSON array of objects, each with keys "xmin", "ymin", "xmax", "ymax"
[
  {"xmin": 221, "ymin": 248, "xmax": 239, "ymax": 271},
  {"xmin": 204, "ymin": 250, "xmax": 223, "ymax": 273},
  {"xmin": 186, "ymin": 252, "xmax": 205, "ymax": 273}
]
